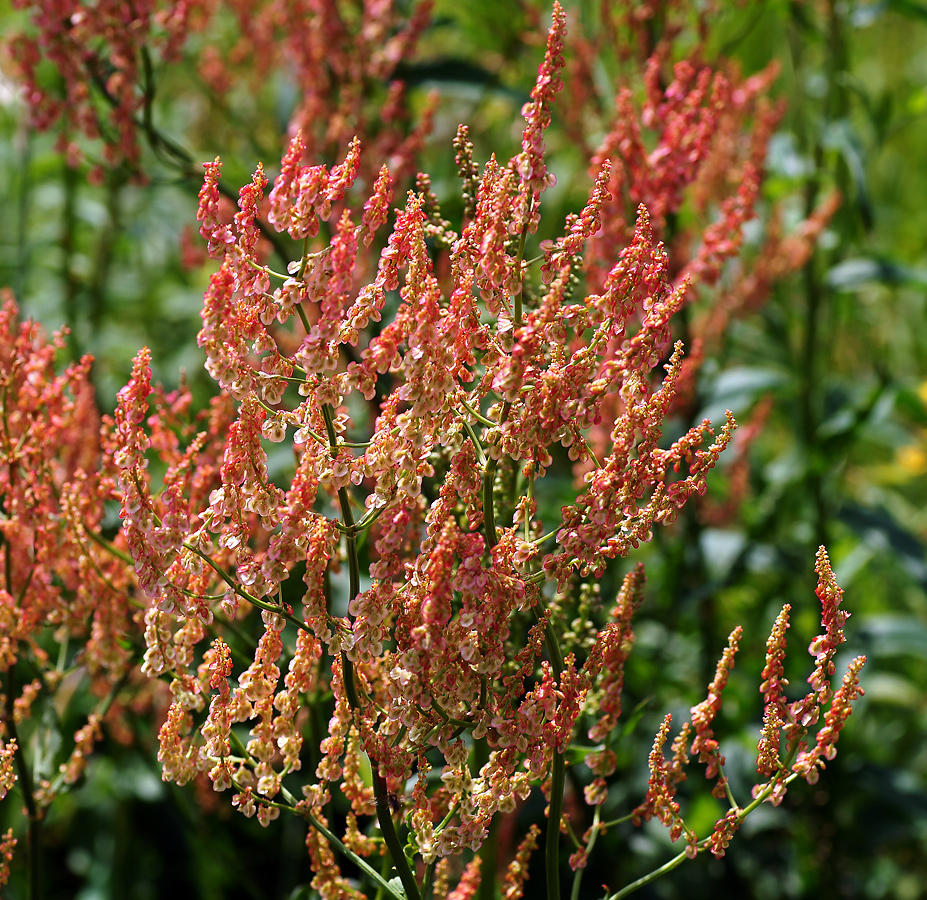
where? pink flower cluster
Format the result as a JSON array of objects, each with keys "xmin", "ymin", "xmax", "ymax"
[
  {"xmin": 0, "ymin": 294, "xmax": 150, "ymax": 880},
  {"xmin": 7, "ymin": 0, "xmax": 435, "ymax": 186},
  {"xmin": 629, "ymin": 548, "xmax": 864, "ymax": 863},
  {"xmin": 0, "ymin": 3, "xmax": 869, "ymax": 898},
  {"xmin": 101, "ymin": 2, "xmax": 868, "ymax": 893},
  {"xmin": 8, "ymin": 0, "xmax": 198, "ymax": 172}
]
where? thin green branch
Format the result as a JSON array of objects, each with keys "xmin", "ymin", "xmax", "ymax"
[
  {"xmin": 524, "ymin": 472, "xmax": 535, "ymax": 543},
  {"xmin": 319, "ymin": 403, "xmax": 421, "ymax": 900},
  {"xmin": 4, "ymin": 667, "xmax": 42, "ymax": 900},
  {"xmin": 372, "ymin": 767, "xmax": 422, "ymax": 900},
  {"xmin": 227, "ymin": 766, "xmax": 406, "ymax": 900},
  {"xmin": 461, "ymin": 420, "xmax": 487, "ymax": 468},
  {"xmin": 296, "ymin": 303, "xmax": 313, "ymax": 334},
  {"xmin": 297, "ymin": 234, "xmax": 313, "ymax": 280},
  {"xmin": 547, "ymin": 746, "xmax": 566, "ymax": 900},
  {"xmin": 604, "ymin": 846, "xmax": 691, "ymax": 900},
  {"xmin": 715, "ymin": 755, "xmax": 739, "ymax": 811},
  {"xmin": 72, "ymin": 525, "xmax": 140, "ymax": 606},
  {"xmin": 182, "ymin": 542, "xmax": 310, "ymax": 634},
  {"xmin": 513, "ymin": 195, "xmax": 534, "ymax": 326},
  {"xmin": 302, "ymin": 803, "xmax": 406, "ymax": 900},
  {"xmin": 599, "ymin": 812, "xmax": 635, "ymax": 829},
  {"xmin": 537, "ymin": 608, "xmax": 567, "ymax": 900},
  {"xmin": 458, "ymin": 396, "xmax": 495, "ymax": 428},
  {"xmin": 88, "ymin": 52, "xmax": 292, "ymax": 263},
  {"xmin": 332, "ymin": 502, "xmax": 387, "ymax": 536},
  {"xmin": 46, "ymin": 670, "xmax": 132, "ymax": 798},
  {"xmin": 570, "ymin": 807, "xmax": 601, "ymax": 900},
  {"xmin": 481, "ymin": 400, "xmax": 511, "ymax": 551},
  {"xmin": 245, "ymin": 257, "xmax": 290, "ymax": 281},
  {"xmin": 82, "ymin": 525, "xmax": 136, "ymax": 566},
  {"xmin": 601, "ymin": 769, "xmax": 801, "ymax": 900}
]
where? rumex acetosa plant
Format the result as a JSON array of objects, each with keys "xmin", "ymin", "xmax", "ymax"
[
  {"xmin": 0, "ymin": 293, "xmax": 147, "ymax": 893},
  {"xmin": 99, "ymin": 5, "xmax": 866, "ymax": 899},
  {"xmin": 0, "ymin": 2, "xmax": 867, "ymax": 898},
  {"xmin": 8, "ymin": 0, "xmax": 434, "ymax": 189},
  {"xmin": 0, "ymin": 289, "xmax": 247, "ymax": 895}
]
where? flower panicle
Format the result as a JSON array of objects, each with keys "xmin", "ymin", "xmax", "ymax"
[
  {"xmin": 68, "ymin": 8, "xmax": 868, "ymax": 890},
  {"xmin": 514, "ymin": 0, "xmax": 568, "ymax": 230},
  {"xmin": 756, "ymin": 604, "xmax": 790, "ymax": 777},
  {"xmin": 0, "ymin": 829, "xmax": 15, "ymax": 890},
  {"xmin": 633, "ymin": 714, "xmax": 693, "ymax": 851},
  {"xmin": 0, "ymin": 740, "xmax": 17, "ymax": 801},
  {"xmin": 690, "ymin": 626, "xmax": 743, "ymax": 790}
]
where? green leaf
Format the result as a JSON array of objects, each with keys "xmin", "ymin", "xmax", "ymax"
[
  {"xmin": 388, "ymin": 876, "xmax": 408, "ymax": 900},
  {"xmin": 826, "ymin": 257, "xmax": 927, "ymax": 290},
  {"xmin": 856, "ymin": 615, "xmax": 927, "ymax": 660},
  {"xmin": 698, "ymin": 366, "xmax": 788, "ymax": 424},
  {"xmin": 886, "ymin": 0, "xmax": 927, "ymax": 22},
  {"xmin": 837, "ymin": 503, "xmax": 927, "ymax": 591}
]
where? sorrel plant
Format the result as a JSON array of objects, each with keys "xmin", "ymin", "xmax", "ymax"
[{"xmin": 0, "ymin": 2, "xmax": 866, "ymax": 898}]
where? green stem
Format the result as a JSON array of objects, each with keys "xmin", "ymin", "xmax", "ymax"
[
  {"xmin": 715, "ymin": 755, "xmax": 739, "ymax": 811},
  {"xmin": 319, "ymin": 404, "xmax": 420, "ymax": 900},
  {"xmin": 461, "ymin": 420, "xmax": 487, "ymax": 468},
  {"xmin": 473, "ymin": 737, "xmax": 499, "ymax": 900},
  {"xmin": 244, "ymin": 257, "xmax": 289, "ymax": 282},
  {"xmin": 372, "ymin": 767, "xmax": 422, "ymax": 900},
  {"xmin": 482, "ymin": 461, "xmax": 499, "ymax": 551},
  {"xmin": 303, "ymin": 804, "xmax": 405, "ymax": 899},
  {"xmin": 541, "ymin": 613, "xmax": 566, "ymax": 900},
  {"xmin": 320, "ymin": 404, "xmax": 362, "ymax": 710},
  {"xmin": 459, "ymin": 396, "xmax": 495, "ymax": 428},
  {"xmin": 89, "ymin": 53, "xmax": 293, "ymax": 264},
  {"xmin": 182, "ymin": 542, "xmax": 310, "ymax": 634},
  {"xmin": 239, "ymin": 784, "xmax": 403, "ymax": 900},
  {"xmin": 570, "ymin": 807, "xmax": 601, "ymax": 900},
  {"xmin": 4, "ymin": 668, "xmax": 42, "ymax": 900},
  {"xmin": 547, "ymin": 750, "xmax": 566, "ymax": 900},
  {"xmin": 602, "ymin": 770, "xmax": 800, "ymax": 900},
  {"xmin": 513, "ymin": 196, "xmax": 534, "ymax": 327},
  {"xmin": 227, "ymin": 737, "xmax": 399, "ymax": 897},
  {"xmin": 421, "ymin": 859, "xmax": 438, "ymax": 900},
  {"xmin": 524, "ymin": 473, "xmax": 534, "ymax": 543},
  {"xmin": 375, "ymin": 851, "xmax": 393, "ymax": 900},
  {"xmin": 604, "ymin": 847, "xmax": 691, "ymax": 900},
  {"xmin": 147, "ymin": 61, "xmax": 291, "ymax": 260},
  {"xmin": 332, "ymin": 502, "xmax": 387, "ymax": 536},
  {"xmin": 45, "ymin": 671, "xmax": 131, "ymax": 799},
  {"xmin": 482, "ymin": 194, "xmax": 531, "ymax": 552},
  {"xmin": 481, "ymin": 402, "xmax": 511, "ymax": 552},
  {"xmin": 296, "ymin": 303, "xmax": 313, "ymax": 334}
]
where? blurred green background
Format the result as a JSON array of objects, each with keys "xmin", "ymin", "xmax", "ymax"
[{"xmin": 1, "ymin": 0, "xmax": 927, "ymax": 898}]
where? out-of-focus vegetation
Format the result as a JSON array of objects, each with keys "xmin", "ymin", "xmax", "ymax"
[{"xmin": 0, "ymin": 1, "xmax": 926, "ymax": 898}]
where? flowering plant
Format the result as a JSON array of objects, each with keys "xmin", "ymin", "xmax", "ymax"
[{"xmin": 0, "ymin": 2, "xmax": 866, "ymax": 898}]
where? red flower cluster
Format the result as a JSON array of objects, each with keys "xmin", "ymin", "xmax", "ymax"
[
  {"xmin": 0, "ymin": 293, "xmax": 149, "ymax": 889},
  {"xmin": 631, "ymin": 547, "xmax": 865, "ymax": 864},
  {"xmin": 105, "ymin": 5, "xmax": 865, "ymax": 896},
  {"xmin": 8, "ymin": 0, "xmax": 435, "ymax": 185}
]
